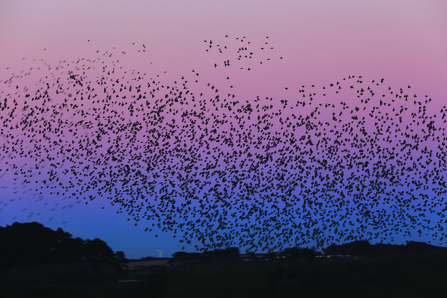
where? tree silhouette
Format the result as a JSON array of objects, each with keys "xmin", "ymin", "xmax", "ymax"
[
  {"xmin": 324, "ymin": 240, "xmax": 372, "ymax": 256},
  {"xmin": 287, "ymin": 247, "xmax": 317, "ymax": 259},
  {"xmin": 0, "ymin": 222, "xmax": 128, "ymax": 270},
  {"xmin": 202, "ymin": 247, "xmax": 240, "ymax": 262}
]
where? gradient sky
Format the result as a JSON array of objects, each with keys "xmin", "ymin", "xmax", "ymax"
[{"xmin": 1, "ymin": 0, "xmax": 447, "ymax": 259}]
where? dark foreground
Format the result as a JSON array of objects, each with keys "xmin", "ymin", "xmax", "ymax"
[{"xmin": 2, "ymin": 251, "xmax": 447, "ymax": 298}]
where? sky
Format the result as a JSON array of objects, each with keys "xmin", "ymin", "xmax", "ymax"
[{"xmin": 1, "ymin": 0, "xmax": 447, "ymax": 259}]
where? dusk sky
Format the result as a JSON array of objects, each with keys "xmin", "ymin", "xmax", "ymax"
[{"xmin": 1, "ymin": 0, "xmax": 447, "ymax": 259}]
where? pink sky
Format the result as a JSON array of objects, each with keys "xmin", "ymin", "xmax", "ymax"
[{"xmin": 1, "ymin": 0, "xmax": 446, "ymax": 258}]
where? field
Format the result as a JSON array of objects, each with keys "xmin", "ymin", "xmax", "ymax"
[{"xmin": 2, "ymin": 252, "xmax": 447, "ymax": 298}]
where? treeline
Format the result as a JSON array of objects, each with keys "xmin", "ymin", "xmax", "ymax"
[
  {"xmin": 169, "ymin": 247, "xmax": 240, "ymax": 267},
  {"xmin": 323, "ymin": 239, "xmax": 447, "ymax": 257},
  {"xmin": 0, "ymin": 222, "xmax": 128, "ymax": 270},
  {"xmin": 165, "ymin": 240, "xmax": 447, "ymax": 268},
  {"xmin": 165, "ymin": 247, "xmax": 320, "ymax": 269}
]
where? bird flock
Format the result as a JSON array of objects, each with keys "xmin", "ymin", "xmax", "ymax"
[{"xmin": 1, "ymin": 35, "xmax": 446, "ymax": 252}]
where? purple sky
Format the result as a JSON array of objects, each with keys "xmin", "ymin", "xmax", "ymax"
[{"xmin": 1, "ymin": 0, "xmax": 447, "ymax": 259}]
